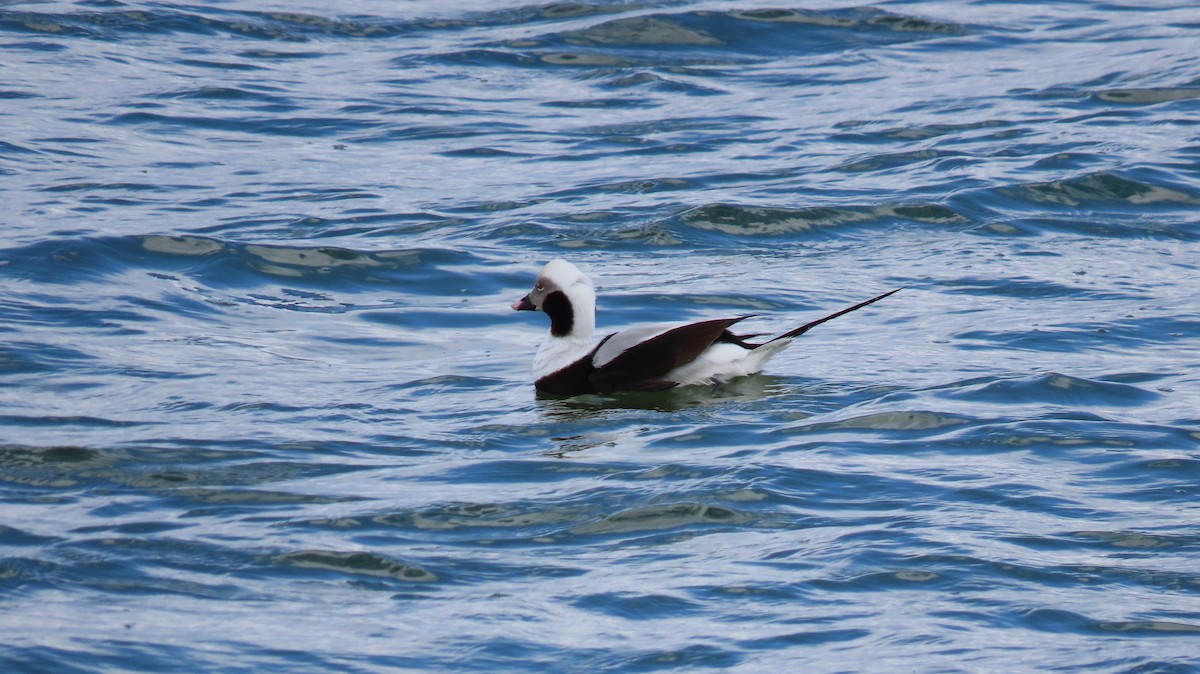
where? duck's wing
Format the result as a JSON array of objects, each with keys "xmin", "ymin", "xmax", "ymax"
[{"xmin": 588, "ymin": 316, "xmax": 752, "ymax": 394}]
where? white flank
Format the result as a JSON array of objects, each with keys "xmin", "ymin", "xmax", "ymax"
[{"xmin": 663, "ymin": 338, "xmax": 794, "ymax": 386}]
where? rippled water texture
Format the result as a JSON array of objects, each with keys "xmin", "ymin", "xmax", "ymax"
[{"xmin": 2, "ymin": 1, "xmax": 1199, "ymax": 671}]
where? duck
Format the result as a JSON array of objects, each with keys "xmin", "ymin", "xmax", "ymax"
[{"xmin": 512, "ymin": 259, "xmax": 899, "ymax": 396}]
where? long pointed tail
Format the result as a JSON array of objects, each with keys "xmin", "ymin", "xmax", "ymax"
[{"xmin": 767, "ymin": 287, "xmax": 902, "ymax": 344}]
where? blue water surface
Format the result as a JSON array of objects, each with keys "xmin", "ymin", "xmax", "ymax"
[{"xmin": 2, "ymin": 0, "xmax": 1199, "ymax": 671}]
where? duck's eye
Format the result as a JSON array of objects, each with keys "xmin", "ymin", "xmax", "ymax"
[{"xmin": 536, "ymin": 283, "xmax": 544, "ymax": 291}]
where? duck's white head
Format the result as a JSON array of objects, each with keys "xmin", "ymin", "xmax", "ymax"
[{"xmin": 512, "ymin": 259, "xmax": 596, "ymax": 340}]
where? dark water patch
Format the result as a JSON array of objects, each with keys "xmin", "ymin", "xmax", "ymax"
[
  {"xmin": 736, "ymin": 627, "xmax": 871, "ymax": 650},
  {"xmin": 984, "ymin": 215, "xmax": 1198, "ymax": 240},
  {"xmin": 0, "ymin": 39, "xmax": 68, "ymax": 52},
  {"xmin": 778, "ymin": 410, "xmax": 976, "ymax": 437},
  {"xmin": 0, "ymin": 10, "xmax": 119, "ymax": 39},
  {"xmin": 346, "ymin": 120, "xmax": 506, "ymax": 144},
  {"xmin": 244, "ymin": 187, "xmax": 388, "ymax": 203},
  {"xmin": 198, "ymin": 210, "xmax": 467, "ymax": 242},
  {"xmin": 213, "ymin": 11, "xmax": 404, "ymax": 39},
  {"xmin": 549, "ymin": 176, "xmax": 695, "ymax": 199},
  {"xmin": 420, "ymin": 6, "xmax": 968, "ymax": 71},
  {"xmin": 334, "ymin": 472, "xmax": 654, "ymax": 537},
  {"xmin": 537, "ymin": 51, "xmax": 645, "ymax": 68},
  {"xmin": 992, "ymin": 171, "xmax": 1200, "ymax": 210},
  {"xmin": 929, "ymin": 416, "xmax": 1195, "ymax": 457},
  {"xmin": 837, "ymin": 148, "xmax": 970, "ymax": 173},
  {"xmin": 174, "ymin": 58, "xmax": 268, "ymax": 71},
  {"xmin": 171, "ymin": 486, "xmax": 348, "ymax": 509},
  {"xmin": 641, "ymin": 418, "xmax": 779, "ymax": 449},
  {"xmin": 0, "ymin": 444, "xmax": 336, "ymax": 496},
  {"xmin": 673, "ymin": 201, "xmax": 968, "ymax": 238},
  {"xmin": 1000, "ymin": 553, "xmax": 1197, "ymax": 598},
  {"xmin": 814, "ymin": 568, "xmax": 950, "ymax": 592},
  {"xmin": 150, "ymin": 86, "xmax": 295, "ymax": 105},
  {"xmin": 474, "ymin": 219, "xmax": 565, "ymax": 243},
  {"xmin": 138, "ymin": 461, "xmax": 347, "ymax": 492},
  {"xmin": 70, "ymin": 520, "xmax": 186, "ymax": 537},
  {"xmin": 598, "ymin": 643, "xmax": 742, "ymax": 671},
  {"xmin": 36, "ymin": 542, "xmax": 242, "ymax": 601},
  {"xmin": 27, "ymin": 133, "xmax": 106, "ymax": 145},
  {"xmin": 933, "ymin": 275, "xmax": 1143, "ymax": 300},
  {"xmin": 275, "ymin": 550, "xmax": 437, "ymax": 582},
  {"xmin": 950, "ymin": 484, "xmax": 1098, "ymax": 519},
  {"xmin": 938, "ymin": 372, "xmax": 1159, "ymax": 409},
  {"xmin": 388, "ymin": 375, "xmax": 514, "ymax": 396},
  {"xmin": 953, "ymin": 316, "xmax": 1197, "ymax": 354},
  {"xmin": 0, "ymin": 525, "xmax": 62, "ymax": 547},
  {"xmin": 108, "ymin": 111, "xmax": 380, "ymax": 138},
  {"xmin": 551, "ymin": 220, "xmax": 686, "ymax": 248},
  {"xmin": 569, "ymin": 502, "xmax": 748, "ymax": 536},
  {"xmin": 0, "ymin": 139, "xmax": 39, "ymax": 156},
  {"xmin": 0, "ymin": 342, "xmax": 96, "ymax": 375},
  {"xmin": 1101, "ymin": 456, "xmax": 1200, "ymax": 498},
  {"xmin": 541, "ymin": 96, "xmax": 656, "ymax": 110},
  {"xmin": 573, "ymin": 591, "xmax": 704, "ymax": 619},
  {"xmin": 570, "ymin": 113, "xmax": 773, "ymax": 142},
  {"xmin": 412, "ymin": 48, "xmax": 586, "ymax": 69},
  {"xmin": 311, "ymin": 500, "xmax": 588, "ymax": 538},
  {"xmin": 1018, "ymin": 609, "xmax": 1200, "ymax": 640},
  {"xmin": 832, "ymin": 118, "xmax": 1016, "ymax": 144},
  {"xmin": 750, "ymin": 465, "xmax": 971, "ymax": 516},
  {"xmin": 1094, "ymin": 621, "xmax": 1200, "ymax": 636},
  {"xmin": 439, "ymin": 146, "xmax": 538, "ymax": 158},
  {"xmin": 687, "ymin": 581, "xmax": 814, "ymax": 605},
  {"xmin": 120, "ymin": 285, "xmax": 230, "ymax": 321},
  {"xmin": 403, "ymin": 455, "xmax": 633, "ymax": 486},
  {"xmin": 1005, "ymin": 530, "xmax": 1195, "ymax": 559},
  {"xmin": 538, "ymin": 376, "xmax": 789, "ymax": 412},
  {"xmin": 536, "ymin": 13, "xmax": 727, "ymax": 56},
  {"xmin": 914, "ymin": 555, "xmax": 1101, "ymax": 591},
  {"xmin": 0, "ymin": 234, "xmax": 487, "ymax": 298},
  {"xmin": 1067, "ymin": 530, "xmax": 1194, "ymax": 552},
  {"xmin": 0, "ymin": 555, "xmax": 64, "ymax": 586},
  {"xmin": 503, "ymin": 7, "xmax": 967, "ymax": 67},
  {"xmin": 552, "ymin": 139, "xmax": 723, "ymax": 161},
  {"xmin": 730, "ymin": 6, "xmax": 966, "ymax": 33},
  {"xmin": 1097, "ymin": 87, "xmax": 1200, "ymax": 105},
  {"xmin": 257, "ymin": 188, "xmax": 383, "ymax": 203},
  {"xmin": 39, "ymin": 181, "xmax": 202, "ymax": 194},
  {"xmin": 1017, "ymin": 607, "xmax": 1098, "ymax": 635},
  {"xmin": 1029, "ymin": 150, "xmax": 1112, "ymax": 171},
  {"xmin": 235, "ymin": 49, "xmax": 327, "ymax": 61},
  {"xmin": 0, "ymin": 643, "xmax": 204, "ymax": 674},
  {"xmin": 0, "ymin": 235, "xmax": 202, "ymax": 285},
  {"xmin": 0, "ymin": 416, "xmax": 148, "ymax": 433},
  {"xmin": 951, "ymin": 170, "xmax": 1200, "ymax": 238},
  {"xmin": 596, "ymin": 70, "xmax": 727, "ymax": 96},
  {"xmin": 0, "ymin": 7, "xmax": 420, "ymax": 42}
]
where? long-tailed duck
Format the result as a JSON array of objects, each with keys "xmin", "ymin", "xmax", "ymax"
[{"xmin": 512, "ymin": 259, "xmax": 898, "ymax": 396}]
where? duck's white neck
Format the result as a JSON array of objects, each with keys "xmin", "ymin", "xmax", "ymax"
[{"xmin": 532, "ymin": 299, "xmax": 595, "ymax": 379}]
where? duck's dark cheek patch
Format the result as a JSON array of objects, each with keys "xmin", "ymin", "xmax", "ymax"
[{"xmin": 542, "ymin": 290, "xmax": 574, "ymax": 337}]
